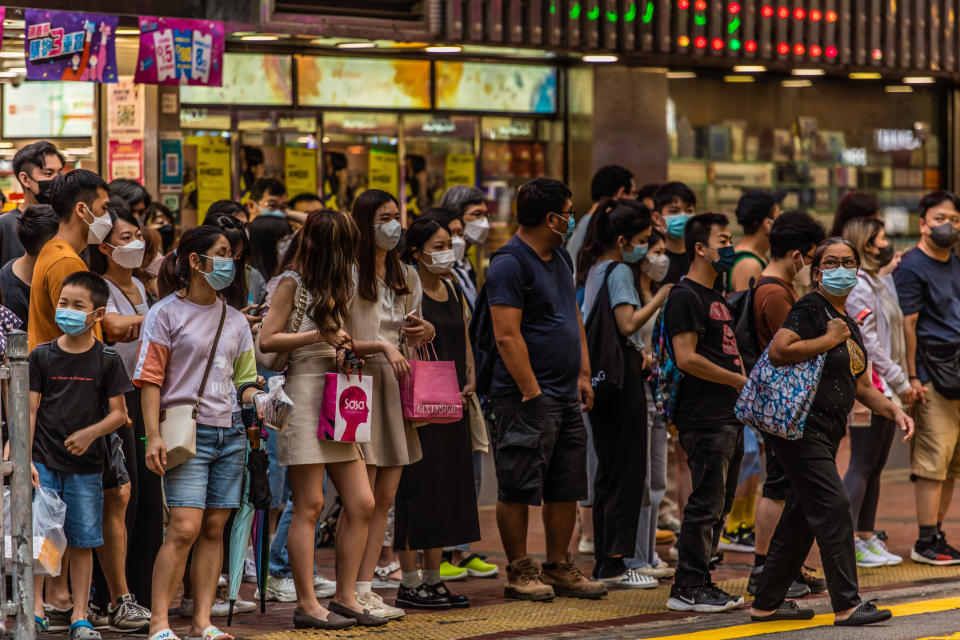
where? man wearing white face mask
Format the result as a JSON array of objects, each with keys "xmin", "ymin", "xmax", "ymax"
[
  {"xmin": 29, "ymin": 169, "xmax": 110, "ymax": 351},
  {"xmin": 439, "ymin": 187, "xmax": 488, "ymax": 302}
]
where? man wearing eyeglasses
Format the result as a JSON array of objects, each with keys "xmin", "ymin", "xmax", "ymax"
[{"xmin": 894, "ymin": 190, "xmax": 960, "ymax": 566}]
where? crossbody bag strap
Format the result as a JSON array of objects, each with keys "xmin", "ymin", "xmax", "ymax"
[
  {"xmin": 291, "ymin": 281, "xmax": 308, "ymax": 332},
  {"xmin": 193, "ymin": 302, "xmax": 227, "ymax": 419}
]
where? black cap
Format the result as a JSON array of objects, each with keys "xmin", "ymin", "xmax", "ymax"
[{"xmin": 735, "ymin": 189, "xmax": 786, "ymax": 228}]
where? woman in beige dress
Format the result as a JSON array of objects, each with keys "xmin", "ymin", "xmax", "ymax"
[
  {"xmin": 259, "ymin": 210, "xmax": 382, "ymax": 630},
  {"xmin": 347, "ymin": 190, "xmax": 435, "ymax": 619}
]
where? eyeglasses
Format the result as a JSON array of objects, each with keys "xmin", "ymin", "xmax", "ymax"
[
  {"xmin": 555, "ymin": 209, "xmax": 575, "ymax": 218},
  {"xmin": 819, "ymin": 258, "xmax": 858, "ymax": 270}
]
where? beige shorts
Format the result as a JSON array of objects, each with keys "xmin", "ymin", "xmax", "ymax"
[{"xmin": 911, "ymin": 384, "xmax": 960, "ymax": 481}]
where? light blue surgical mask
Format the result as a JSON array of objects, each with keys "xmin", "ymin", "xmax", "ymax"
[
  {"xmin": 664, "ymin": 213, "xmax": 691, "ymax": 239},
  {"xmin": 819, "ymin": 266, "xmax": 859, "ymax": 296},
  {"xmin": 551, "ymin": 212, "xmax": 575, "ymax": 242},
  {"xmin": 200, "ymin": 255, "xmax": 236, "ymax": 291},
  {"xmin": 55, "ymin": 307, "xmax": 96, "ymax": 337},
  {"xmin": 259, "ymin": 209, "xmax": 286, "ymax": 218},
  {"xmin": 622, "ymin": 242, "xmax": 649, "ymax": 264}
]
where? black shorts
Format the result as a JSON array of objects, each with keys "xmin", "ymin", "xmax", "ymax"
[
  {"xmin": 102, "ymin": 433, "xmax": 130, "ymax": 490},
  {"xmin": 490, "ymin": 394, "xmax": 587, "ymax": 506},
  {"xmin": 761, "ymin": 444, "xmax": 789, "ymax": 501}
]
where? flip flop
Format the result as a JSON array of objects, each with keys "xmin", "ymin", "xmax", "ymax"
[
  {"xmin": 193, "ymin": 626, "xmax": 234, "ymax": 640},
  {"xmin": 149, "ymin": 629, "xmax": 182, "ymax": 640},
  {"xmin": 751, "ymin": 600, "xmax": 816, "ymax": 622}
]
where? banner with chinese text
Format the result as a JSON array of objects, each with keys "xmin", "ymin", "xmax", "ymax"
[{"xmin": 25, "ymin": 9, "xmax": 118, "ymax": 82}]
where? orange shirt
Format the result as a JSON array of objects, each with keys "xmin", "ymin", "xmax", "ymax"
[{"xmin": 28, "ymin": 238, "xmax": 102, "ymax": 351}]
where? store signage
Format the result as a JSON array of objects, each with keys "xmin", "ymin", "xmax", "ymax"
[
  {"xmin": 436, "ymin": 61, "xmax": 557, "ymax": 113},
  {"xmin": 160, "ymin": 138, "xmax": 183, "ymax": 187},
  {"xmin": 297, "ymin": 56, "xmax": 430, "ymax": 109},
  {"xmin": 285, "ymin": 147, "xmax": 318, "ymax": 197},
  {"xmin": 24, "ymin": 9, "xmax": 118, "ymax": 83},
  {"xmin": 196, "ymin": 138, "xmax": 232, "ymax": 222},
  {"xmin": 841, "ymin": 148, "xmax": 868, "ymax": 166},
  {"xmin": 3, "ymin": 82, "xmax": 94, "ymax": 138},
  {"xmin": 369, "ymin": 149, "xmax": 398, "ymax": 198},
  {"xmin": 107, "ymin": 78, "xmax": 144, "ymax": 136},
  {"xmin": 134, "ymin": 17, "xmax": 224, "ymax": 86},
  {"xmin": 180, "ymin": 53, "xmax": 292, "ymax": 105},
  {"xmin": 445, "ymin": 154, "xmax": 476, "ymax": 189},
  {"xmin": 874, "ymin": 129, "xmax": 921, "ymax": 152},
  {"xmin": 107, "ymin": 140, "xmax": 143, "ymax": 183}
]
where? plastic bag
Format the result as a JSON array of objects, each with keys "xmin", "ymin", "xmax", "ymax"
[
  {"xmin": 255, "ymin": 375, "xmax": 295, "ymax": 432},
  {"xmin": 3, "ymin": 487, "xmax": 67, "ymax": 576}
]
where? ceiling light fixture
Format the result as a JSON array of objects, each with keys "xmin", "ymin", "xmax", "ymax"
[
  {"xmin": 903, "ymin": 76, "xmax": 935, "ymax": 84},
  {"xmin": 666, "ymin": 70, "xmax": 697, "ymax": 79},
  {"xmin": 733, "ymin": 65, "xmax": 766, "ymax": 72},
  {"xmin": 884, "ymin": 85, "xmax": 913, "ymax": 93},
  {"xmin": 336, "ymin": 41, "xmax": 376, "ymax": 49},
  {"xmin": 424, "ymin": 45, "xmax": 462, "ymax": 53},
  {"xmin": 791, "ymin": 68, "xmax": 825, "ymax": 76},
  {"xmin": 723, "ymin": 75, "xmax": 755, "ymax": 83},
  {"xmin": 239, "ymin": 34, "xmax": 280, "ymax": 41},
  {"xmin": 849, "ymin": 72, "xmax": 882, "ymax": 79},
  {"xmin": 782, "ymin": 79, "xmax": 812, "ymax": 87},
  {"xmin": 582, "ymin": 54, "xmax": 619, "ymax": 62}
]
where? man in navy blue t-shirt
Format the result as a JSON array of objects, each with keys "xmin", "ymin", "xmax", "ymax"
[
  {"xmin": 485, "ymin": 177, "xmax": 604, "ymax": 602},
  {"xmin": 894, "ymin": 190, "xmax": 960, "ymax": 565}
]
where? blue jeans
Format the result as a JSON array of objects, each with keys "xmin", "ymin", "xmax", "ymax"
[
  {"xmin": 164, "ymin": 417, "xmax": 246, "ymax": 509},
  {"xmin": 35, "ymin": 462, "xmax": 104, "ymax": 548}
]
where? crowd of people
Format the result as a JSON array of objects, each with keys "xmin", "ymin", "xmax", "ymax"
[{"xmin": 0, "ymin": 138, "xmax": 956, "ymax": 639}]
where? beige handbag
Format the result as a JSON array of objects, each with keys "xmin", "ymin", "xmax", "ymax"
[
  {"xmin": 254, "ymin": 283, "xmax": 308, "ymax": 371},
  {"xmin": 158, "ymin": 302, "xmax": 226, "ymax": 470}
]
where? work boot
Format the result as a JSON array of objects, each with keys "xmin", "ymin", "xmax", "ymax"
[
  {"xmin": 540, "ymin": 553, "xmax": 608, "ymax": 599},
  {"xmin": 504, "ymin": 557, "xmax": 555, "ymax": 601}
]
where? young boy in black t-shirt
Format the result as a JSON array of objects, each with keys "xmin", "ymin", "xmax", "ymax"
[
  {"xmin": 663, "ymin": 213, "xmax": 748, "ymax": 614},
  {"xmin": 29, "ymin": 271, "xmax": 131, "ymax": 640}
]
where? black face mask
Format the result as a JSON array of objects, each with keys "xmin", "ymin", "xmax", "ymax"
[
  {"xmin": 875, "ymin": 244, "xmax": 895, "ymax": 268},
  {"xmin": 34, "ymin": 179, "xmax": 54, "ymax": 205},
  {"xmin": 158, "ymin": 224, "xmax": 175, "ymax": 251},
  {"xmin": 929, "ymin": 221, "xmax": 959, "ymax": 249}
]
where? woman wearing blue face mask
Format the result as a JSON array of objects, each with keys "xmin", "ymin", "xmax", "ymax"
[
  {"xmin": 136, "ymin": 226, "xmax": 263, "ymax": 640},
  {"xmin": 751, "ymin": 238, "xmax": 913, "ymax": 627},
  {"xmin": 578, "ymin": 199, "xmax": 666, "ymax": 589}
]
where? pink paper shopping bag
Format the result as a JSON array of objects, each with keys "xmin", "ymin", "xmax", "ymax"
[
  {"xmin": 399, "ymin": 343, "xmax": 463, "ymax": 424},
  {"xmin": 319, "ymin": 371, "xmax": 373, "ymax": 442}
]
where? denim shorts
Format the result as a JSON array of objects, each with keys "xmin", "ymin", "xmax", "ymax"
[
  {"xmin": 35, "ymin": 462, "xmax": 104, "ymax": 548},
  {"xmin": 164, "ymin": 413, "xmax": 246, "ymax": 510}
]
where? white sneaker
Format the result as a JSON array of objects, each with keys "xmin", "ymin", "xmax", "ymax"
[
  {"xmin": 356, "ymin": 590, "xmax": 405, "ymax": 620},
  {"xmin": 637, "ymin": 561, "xmax": 675, "ymax": 579},
  {"xmin": 373, "ymin": 561, "xmax": 401, "ymax": 589},
  {"xmin": 854, "ymin": 537, "xmax": 888, "ymax": 567},
  {"xmin": 866, "ymin": 534, "xmax": 903, "ymax": 566},
  {"xmin": 314, "ymin": 574, "xmax": 337, "ymax": 598},
  {"xmin": 263, "ymin": 575, "xmax": 297, "ymax": 602},
  {"xmin": 211, "ymin": 599, "xmax": 231, "ymax": 617},
  {"xmin": 577, "ymin": 538, "xmax": 595, "ymax": 554},
  {"xmin": 602, "ymin": 568, "xmax": 659, "ymax": 589},
  {"xmin": 244, "ymin": 557, "xmax": 258, "ymax": 583}
]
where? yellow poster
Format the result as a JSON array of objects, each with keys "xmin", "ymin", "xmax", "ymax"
[
  {"xmin": 196, "ymin": 141, "xmax": 232, "ymax": 223},
  {"xmin": 445, "ymin": 154, "xmax": 476, "ymax": 190},
  {"xmin": 285, "ymin": 147, "xmax": 318, "ymax": 197},
  {"xmin": 369, "ymin": 149, "xmax": 398, "ymax": 198}
]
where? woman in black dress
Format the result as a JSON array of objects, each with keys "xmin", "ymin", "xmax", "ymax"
[
  {"xmin": 750, "ymin": 238, "xmax": 914, "ymax": 626},
  {"xmin": 394, "ymin": 217, "xmax": 481, "ymax": 609}
]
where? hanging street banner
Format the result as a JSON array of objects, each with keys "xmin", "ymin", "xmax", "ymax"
[
  {"xmin": 134, "ymin": 17, "xmax": 224, "ymax": 86},
  {"xmin": 25, "ymin": 9, "xmax": 118, "ymax": 83}
]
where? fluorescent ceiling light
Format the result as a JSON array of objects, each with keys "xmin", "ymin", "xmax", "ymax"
[
  {"xmin": 0, "ymin": 51, "xmax": 24, "ymax": 58},
  {"xmin": 239, "ymin": 35, "xmax": 280, "ymax": 41},
  {"xmin": 666, "ymin": 71, "xmax": 697, "ymax": 79},
  {"xmin": 724, "ymin": 75, "xmax": 755, "ymax": 83},
  {"xmin": 336, "ymin": 41, "xmax": 375, "ymax": 49},
  {"xmin": 884, "ymin": 85, "xmax": 913, "ymax": 93},
  {"xmin": 582, "ymin": 54, "xmax": 618, "ymax": 63},
  {"xmin": 733, "ymin": 65, "xmax": 766, "ymax": 73},
  {"xmin": 792, "ymin": 68, "xmax": 825, "ymax": 76},
  {"xmin": 115, "ymin": 28, "xmax": 140, "ymax": 36},
  {"xmin": 849, "ymin": 72, "xmax": 882, "ymax": 79},
  {"xmin": 424, "ymin": 45, "xmax": 462, "ymax": 53},
  {"xmin": 903, "ymin": 76, "xmax": 935, "ymax": 84},
  {"xmin": 782, "ymin": 79, "xmax": 812, "ymax": 87}
]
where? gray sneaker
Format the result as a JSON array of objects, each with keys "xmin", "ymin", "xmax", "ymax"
[{"xmin": 107, "ymin": 594, "xmax": 150, "ymax": 631}]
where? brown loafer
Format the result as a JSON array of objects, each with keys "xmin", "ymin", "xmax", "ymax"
[
  {"xmin": 327, "ymin": 600, "xmax": 389, "ymax": 627},
  {"xmin": 292, "ymin": 607, "xmax": 355, "ymax": 630}
]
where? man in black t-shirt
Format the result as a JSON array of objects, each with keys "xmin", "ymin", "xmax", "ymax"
[
  {"xmin": 0, "ymin": 141, "xmax": 65, "ymax": 266},
  {"xmin": 663, "ymin": 213, "xmax": 747, "ymax": 613},
  {"xmin": 0, "ymin": 204, "xmax": 58, "ymax": 329}
]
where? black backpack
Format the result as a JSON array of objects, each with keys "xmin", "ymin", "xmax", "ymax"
[
  {"xmin": 470, "ymin": 244, "xmax": 535, "ymax": 397},
  {"xmin": 584, "ymin": 262, "xmax": 626, "ymax": 394},
  {"xmin": 727, "ymin": 276, "xmax": 791, "ymax": 374}
]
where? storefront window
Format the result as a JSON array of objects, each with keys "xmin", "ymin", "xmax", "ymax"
[
  {"xmin": 321, "ymin": 112, "xmax": 399, "ymax": 209},
  {"xmin": 667, "ymin": 75, "xmax": 944, "ymax": 235}
]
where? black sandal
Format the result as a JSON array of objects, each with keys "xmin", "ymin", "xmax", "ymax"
[
  {"xmin": 834, "ymin": 600, "xmax": 892, "ymax": 626},
  {"xmin": 751, "ymin": 600, "xmax": 816, "ymax": 622}
]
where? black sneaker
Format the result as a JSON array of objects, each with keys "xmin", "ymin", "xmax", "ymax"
[
  {"xmin": 747, "ymin": 568, "xmax": 809, "ymax": 598},
  {"xmin": 428, "ymin": 582, "xmax": 469, "ymax": 608},
  {"xmin": 666, "ymin": 584, "xmax": 738, "ymax": 613},
  {"xmin": 718, "ymin": 524, "xmax": 756, "ymax": 553},
  {"xmin": 395, "ymin": 583, "xmax": 452, "ymax": 610},
  {"xmin": 709, "ymin": 551, "xmax": 724, "ymax": 570},
  {"xmin": 911, "ymin": 535, "xmax": 960, "ymax": 566},
  {"xmin": 708, "ymin": 582, "xmax": 744, "ymax": 606}
]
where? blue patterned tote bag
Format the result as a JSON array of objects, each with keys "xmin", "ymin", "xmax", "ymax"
[{"xmin": 735, "ymin": 346, "xmax": 826, "ymax": 440}]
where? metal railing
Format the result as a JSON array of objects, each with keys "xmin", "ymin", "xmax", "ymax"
[{"xmin": 2, "ymin": 331, "xmax": 35, "ymax": 639}]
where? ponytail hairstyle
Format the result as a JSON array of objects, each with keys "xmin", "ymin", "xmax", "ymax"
[
  {"xmin": 293, "ymin": 210, "xmax": 359, "ymax": 332},
  {"xmin": 158, "ymin": 226, "xmax": 227, "ymax": 299},
  {"xmin": 576, "ymin": 198, "xmax": 653, "ymax": 287}
]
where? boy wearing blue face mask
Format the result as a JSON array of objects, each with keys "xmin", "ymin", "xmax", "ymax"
[
  {"xmin": 29, "ymin": 270, "xmax": 132, "ymax": 640},
  {"xmin": 652, "ymin": 182, "xmax": 697, "ymax": 285}
]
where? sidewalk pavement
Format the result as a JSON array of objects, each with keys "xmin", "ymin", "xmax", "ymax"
[{"xmin": 105, "ymin": 435, "xmax": 959, "ymax": 639}]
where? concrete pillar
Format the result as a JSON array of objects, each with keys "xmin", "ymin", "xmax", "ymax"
[{"xmin": 567, "ymin": 65, "xmax": 669, "ymax": 212}]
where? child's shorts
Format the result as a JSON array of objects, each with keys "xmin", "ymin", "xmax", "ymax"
[{"xmin": 35, "ymin": 462, "xmax": 104, "ymax": 548}]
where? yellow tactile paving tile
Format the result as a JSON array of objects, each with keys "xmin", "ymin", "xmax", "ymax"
[{"xmin": 250, "ymin": 564, "xmax": 960, "ymax": 640}]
